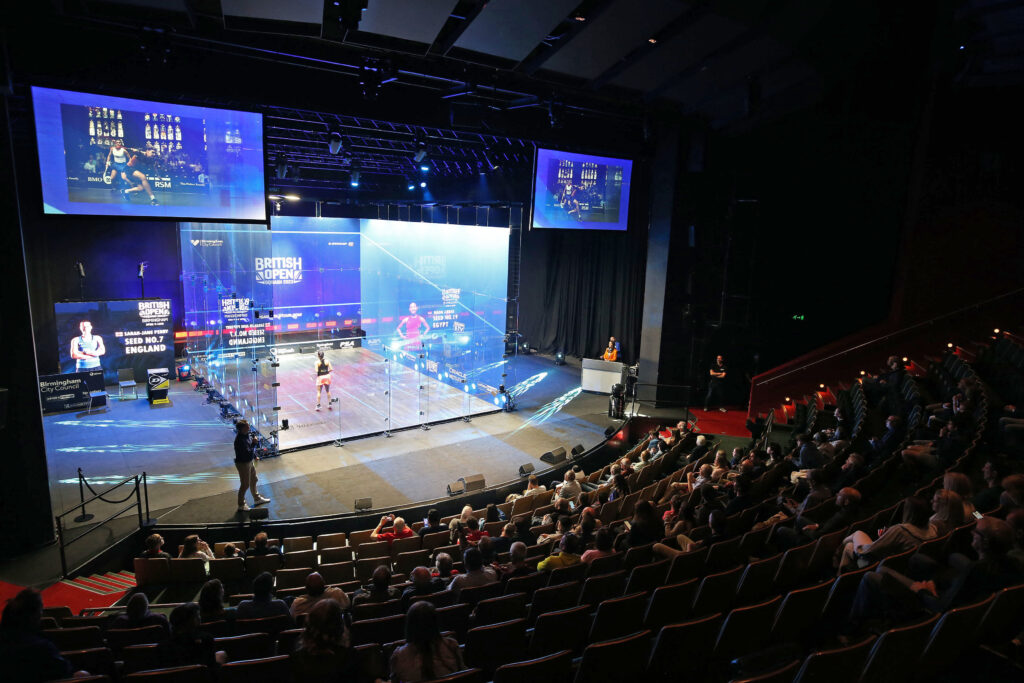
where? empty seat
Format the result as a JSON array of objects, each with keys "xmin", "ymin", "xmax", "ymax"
[
  {"xmin": 585, "ymin": 552, "xmax": 624, "ymax": 577},
  {"xmin": 124, "ymin": 664, "xmax": 213, "ymax": 682},
  {"xmin": 915, "ymin": 593, "xmax": 994, "ymax": 681},
  {"xmin": 705, "ymin": 536, "xmax": 743, "ymax": 573},
  {"xmin": 216, "ymin": 655, "xmax": 290, "ymax": 683},
  {"xmin": 208, "ymin": 558, "xmax": 244, "ymax": 584},
  {"xmin": 526, "ymin": 581, "xmax": 581, "ymax": 625},
  {"xmin": 390, "ymin": 535, "xmax": 421, "ymax": 559},
  {"xmin": 282, "ymin": 536, "xmax": 313, "ymax": 553},
  {"xmin": 351, "ymin": 600, "xmax": 402, "ymax": 622},
  {"xmin": 858, "ymin": 613, "xmax": 940, "ymax": 683},
  {"xmin": 503, "ymin": 572, "xmax": 547, "ymax": 601},
  {"xmin": 416, "ymin": 669, "xmax": 484, "ymax": 683},
  {"xmin": 691, "ymin": 566, "xmax": 742, "ymax": 617},
  {"xmin": 120, "ymin": 644, "xmax": 159, "ymax": 674},
  {"xmin": 315, "ymin": 532, "xmax": 347, "ymax": 550},
  {"xmin": 395, "ymin": 549, "xmax": 431, "ymax": 576},
  {"xmin": 244, "ymin": 554, "xmax": 282, "ymax": 577},
  {"xmin": 283, "ymin": 549, "xmax": 317, "ymax": 569},
  {"xmin": 528, "ymin": 605, "xmax": 591, "ymax": 657},
  {"xmin": 574, "ymin": 629, "xmax": 651, "ymax": 683},
  {"xmin": 105, "ymin": 625, "xmax": 166, "ymax": 653},
  {"xmin": 357, "ymin": 541, "xmax": 390, "ymax": 560},
  {"xmin": 275, "ymin": 567, "xmax": 310, "ymax": 590},
  {"xmin": 319, "ymin": 546, "xmax": 355, "ymax": 565},
  {"xmin": 624, "ymin": 560, "xmax": 669, "ymax": 595},
  {"xmin": 770, "ymin": 579, "xmax": 832, "ymax": 647},
  {"xmin": 471, "ymin": 592, "xmax": 527, "ymax": 628},
  {"xmin": 773, "ymin": 541, "xmax": 815, "ymax": 592},
  {"xmin": 42, "ymin": 626, "xmax": 104, "ymax": 651},
  {"xmin": 645, "ymin": 613, "xmax": 723, "ymax": 681},
  {"xmin": 492, "ymin": 649, "xmax": 573, "ymax": 683},
  {"xmin": 134, "ymin": 558, "xmax": 171, "ymax": 587},
  {"xmin": 351, "ymin": 613, "xmax": 405, "ymax": 647},
  {"xmin": 644, "ymin": 578, "xmax": 699, "ymax": 631},
  {"xmin": 233, "ymin": 615, "xmax": 292, "ymax": 638},
  {"xmin": 729, "ymin": 659, "xmax": 800, "ymax": 683},
  {"xmin": 346, "ymin": 529, "xmax": 374, "ymax": 549},
  {"xmin": 666, "ymin": 546, "xmax": 709, "ymax": 584},
  {"xmin": 977, "ymin": 583, "xmax": 1024, "ymax": 642},
  {"xmin": 792, "ymin": 635, "xmax": 875, "ymax": 683},
  {"xmin": 545, "ymin": 561, "xmax": 588, "ymax": 586},
  {"xmin": 621, "ymin": 543, "xmax": 655, "ymax": 573},
  {"xmin": 578, "ymin": 570, "xmax": 627, "ymax": 607},
  {"xmin": 588, "ymin": 592, "xmax": 647, "ymax": 644},
  {"xmin": 214, "ymin": 633, "xmax": 273, "ymax": 662},
  {"xmin": 435, "ymin": 603, "xmax": 473, "ymax": 642},
  {"xmin": 318, "ymin": 560, "xmax": 356, "ymax": 585},
  {"xmin": 735, "ymin": 553, "xmax": 783, "ymax": 606},
  {"xmin": 455, "ymin": 581, "xmax": 503, "ymax": 606},
  {"xmin": 61, "ymin": 647, "xmax": 116, "ymax": 678},
  {"xmin": 464, "ymin": 618, "xmax": 528, "ymax": 678},
  {"xmin": 713, "ymin": 595, "xmax": 782, "ymax": 663}
]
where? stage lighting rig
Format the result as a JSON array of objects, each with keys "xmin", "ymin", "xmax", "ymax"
[
  {"xmin": 328, "ymin": 131, "xmax": 344, "ymax": 155},
  {"xmin": 413, "ymin": 142, "xmax": 428, "ymax": 164},
  {"xmin": 350, "ymin": 170, "xmax": 361, "ymax": 187}
]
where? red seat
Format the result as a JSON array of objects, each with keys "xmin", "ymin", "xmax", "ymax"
[
  {"xmin": 124, "ymin": 665, "xmax": 213, "ymax": 683},
  {"xmin": 645, "ymin": 613, "xmax": 723, "ymax": 681},
  {"xmin": 214, "ymin": 633, "xmax": 274, "ymax": 662},
  {"xmin": 216, "ymin": 655, "xmax": 290, "ymax": 683},
  {"xmin": 464, "ymin": 618, "xmax": 528, "ymax": 678},
  {"xmin": 588, "ymin": 592, "xmax": 647, "ymax": 644},
  {"xmin": 574, "ymin": 629, "xmax": 651, "ymax": 683},
  {"xmin": 471, "ymin": 592, "xmax": 527, "ymax": 628},
  {"xmin": 492, "ymin": 649, "xmax": 573, "ymax": 683},
  {"xmin": 577, "ymin": 570, "xmax": 627, "ymax": 607},
  {"xmin": 529, "ymin": 605, "xmax": 591, "ymax": 657},
  {"xmin": 792, "ymin": 635, "xmax": 875, "ymax": 683}
]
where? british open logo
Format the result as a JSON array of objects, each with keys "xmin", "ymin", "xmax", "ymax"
[{"xmin": 254, "ymin": 256, "xmax": 303, "ymax": 285}]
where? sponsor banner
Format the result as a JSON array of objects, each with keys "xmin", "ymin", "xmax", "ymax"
[{"xmin": 39, "ymin": 372, "xmax": 92, "ymax": 413}]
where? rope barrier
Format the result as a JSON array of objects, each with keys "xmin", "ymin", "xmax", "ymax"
[{"xmin": 77, "ymin": 468, "xmax": 140, "ymax": 505}]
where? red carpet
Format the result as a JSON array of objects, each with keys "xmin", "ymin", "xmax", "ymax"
[
  {"xmin": 691, "ymin": 406, "xmax": 750, "ymax": 438},
  {"xmin": 0, "ymin": 580, "xmax": 26, "ymax": 605},
  {"xmin": 39, "ymin": 578, "xmax": 129, "ymax": 614}
]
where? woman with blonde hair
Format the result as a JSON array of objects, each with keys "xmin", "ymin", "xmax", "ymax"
[
  {"xmin": 929, "ymin": 488, "xmax": 965, "ymax": 536},
  {"xmin": 943, "ymin": 472, "xmax": 977, "ymax": 518}
]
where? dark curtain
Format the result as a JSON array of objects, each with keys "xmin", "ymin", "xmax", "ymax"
[{"xmin": 518, "ymin": 224, "xmax": 647, "ymax": 362}]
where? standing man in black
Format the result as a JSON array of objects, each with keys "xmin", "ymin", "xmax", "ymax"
[
  {"xmin": 704, "ymin": 354, "xmax": 728, "ymax": 413},
  {"xmin": 234, "ymin": 420, "xmax": 270, "ymax": 512}
]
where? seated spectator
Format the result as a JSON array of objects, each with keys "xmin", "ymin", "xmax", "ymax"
[
  {"xmin": 974, "ymin": 458, "xmax": 1009, "ymax": 513},
  {"xmin": 178, "ymin": 534, "xmax": 214, "ymax": 561},
  {"xmin": 844, "ymin": 517, "xmax": 1022, "ymax": 636},
  {"xmin": 390, "ymin": 601, "xmax": 464, "ymax": 683},
  {"xmin": 220, "ymin": 543, "xmax": 243, "ymax": 559},
  {"xmin": 432, "ymin": 553, "xmax": 457, "ymax": 584},
  {"xmin": 418, "ymin": 508, "xmax": 449, "ymax": 538},
  {"xmin": 693, "ymin": 484, "xmax": 725, "ymax": 528},
  {"xmin": 618, "ymin": 457, "xmax": 635, "ymax": 476},
  {"xmin": 538, "ymin": 533, "xmax": 582, "ymax": 571},
  {"xmin": 710, "ymin": 451, "xmax": 731, "ymax": 482},
  {"xmin": 499, "ymin": 542, "xmax": 532, "ymax": 581},
  {"xmin": 654, "ymin": 510, "xmax": 727, "ymax": 561},
  {"xmin": 510, "ymin": 518, "xmax": 535, "ymax": 546},
  {"xmin": 813, "ymin": 432, "xmax": 836, "ymax": 460},
  {"xmin": 608, "ymin": 474, "xmax": 631, "ymax": 502},
  {"xmin": 663, "ymin": 494, "xmax": 685, "ymax": 527},
  {"xmin": 401, "ymin": 567, "xmax": 445, "ymax": 611},
  {"xmin": 724, "ymin": 476, "xmax": 755, "ymax": 515},
  {"xmin": 139, "ymin": 533, "xmax": 171, "ymax": 559},
  {"xmin": 371, "ymin": 514, "xmax": 414, "ymax": 543},
  {"xmin": 902, "ymin": 415, "xmax": 969, "ymax": 471},
  {"xmin": 0, "ymin": 588, "xmax": 74, "ymax": 682},
  {"xmin": 581, "ymin": 527, "xmax": 616, "ymax": 564},
  {"xmin": 197, "ymin": 579, "xmax": 235, "ymax": 626},
  {"xmin": 785, "ymin": 433, "xmax": 824, "ymax": 471},
  {"xmin": 558, "ymin": 469, "xmax": 583, "ymax": 499},
  {"xmin": 110, "ymin": 592, "xmax": 170, "ymax": 633},
  {"xmin": 352, "ymin": 565, "xmax": 402, "ymax": 605},
  {"xmin": 944, "ymin": 472, "xmax": 977, "ymax": 518},
  {"xmin": 1000, "ymin": 474, "xmax": 1024, "ymax": 513},
  {"xmin": 523, "ymin": 474, "xmax": 546, "ymax": 496},
  {"xmin": 291, "ymin": 572, "xmax": 351, "ymax": 618},
  {"xmin": 574, "ymin": 514, "xmax": 597, "ymax": 549},
  {"xmin": 477, "ymin": 536, "xmax": 497, "ymax": 567},
  {"xmin": 776, "ymin": 487, "xmax": 862, "ymax": 550},
  {"xmin": 462, "ymin": 517, "xmax": 489, "ymax": 547},
  {"xmin": 838, "ymin": 496, "xmax": 937, "ymax": 572},
  {"xmin": 866, "ymin": 416, "xmax": 904, "ymax": 465},
  {"xmin": 490, "ymin": 523, "xmax": 516, "ymax": 554},
  {"xmin": 626, "ymin": 501, "xmax": 663, "ymax": 548},
  {"xmin": 290, "ymin": 599, "xmax": 359, "ymax": 681},
  {"xmin": 157, "ymin": 602, "xmax": 225, "ymax": 669},
  {"xmin": 929, "ymin": 489, "xmax": 965, "ymax": 536},
  {"xmin": 833, "ymin": 452, "xmax": 868, "ymax": 492},
  {"xmin": 236, "ymin": 571, "xmax": 292, "ymax": 621},
  {"xmin": 484, "ymin": 503, "xmax": 504, "ymax": 524},
  {"xmin": 537, "ymin": 515, "xmax": 571, "ymax": 546},
  {"xmin": 248, "ymin": 531, "xmax": 282, "ymax": 557},
  {"xmin": 688, "ymin": 434, "xmax": 710, "ymax": 463},
  {"xmin": 780, "ymin": 469, "xmax": 832, "ymax": 518},
  {"xmin": 447, "ymin": 547, "xmax": 497, "ymax": 595},
  {"xmin": 459, "ymin": 505, "xmax": 476, "ymax": 525}
]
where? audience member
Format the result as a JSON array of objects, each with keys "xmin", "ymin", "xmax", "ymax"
[
  {"xmin": 776, "ymin": 487, "xmax": 862, "ymax": 550},
  {"xmin": 353, "ymin": 565, "xmax": 402, "ymax": 605},
  {"xmin": 248, "ymin": 532, "xmax": 282, "ymax": 557},
  {"xmin": 608, "ymin": 474, "xmax": 630, "ymax": 502},
  {"xmin": 447, "ymin": 547, "xmax": 497, "ymax": 595},
  {"xmin": 156, "ymin": 602, "xmax": 225, "ymax": 669},
  {"xmin": 433, "ymin": 553, "xmax": 456, "ymax": 583},
  {"xmin": 490, "ymin": 523, "xmax": 516, "ymax": 554},
  {"xmin": 139, "ymin": 533, "xmax": 171, "ymax": 559},
  {"xmin": 178, "ymin": 534, "xmax": 214, "ymax": 560},
  {"xmin": 523, "ymin": 474, "xmax": 546, "ymax": 496},
  {"xmin": 537, "ymin": 515, "xmax": 571, "ymax": 545},
  {"xmin": 110, "ymin": 592, "xmax": 170, "ymax": 633},
  {"xmin": 371, "ymin": 514, "xmax": 414, "ymax": 543},
  {"xmin": 418, "ymin": 509, "xmax": 449, "ymax": 538},
  {"xmin": 974, "ymin": 458, "xmax": 1008, "ymax": 513},
  {"xmin": 1000, "ymin": 474, "xmax": 1024, "ymax": 513},
  {"xmin": 688, "ymin": 434, "xmax": 710, "ymax": 463},
  {"xmin": 291, "ymin": 572, "xmax": 351, "ymax": 618},
  {"xmin": 724, "ymin": 476, "xmax": 755, "ymax": 515},
  {"xmin": 290, "ymin": 599, "xmax": 359, "ymax": 682},
  {"xmin": 867, "ymin": 415, "xmax": 904, "ymax": 464},
  {"xmin": 220, "ymin": 543, "xmax": 243, "ymax": 559},
  {"xmin": 401, "ymin": 567, "xmax": 445, "ymax": 611},
  {"xmin": 626, "ymin": 501, "xmax": 662, "ymax": 548},
  {"xmin": 538, "ymin": 532, "xmax": 582, "ymax": 571},
  {"xmin": 929, "ymin": 489, "xmax": 965, "ymax": 536},
  {"xmin": 236, "ymin": 571, "xmax": 292, "ymax": 621},
  {"xmin": 557, "ymin": 469, "xmax": 582, "ymax": 499},
  {"xmin": 389, "ymin": 602, "xmax": 464, "ymax": 682},
  {"xmin": 581, "ymin": 527, "xmax": 616, "ymax": 564},
  {"xmin": 943, "ymin": 472, "xmax": 977, "ymax": 518},
  {"xmin": 0, "ymin": 588, "xmax": 74, "ymax": 682},
  {"xmin": 197, "ymin": 579, "xmax": 235, "ymax": 626},
  {"xmin": 833, "ymin": 452, "xmax": 868, "ymax": 492},
  {"xmin": 499, "ymin": 542, "xmax": 532, "ymax": 580},
  {"xmin": 838, "ymin": 496, "xmax": 936, "ymax": 572},
  {"xmin": 786, "ymin": 433, "xmax": 824, "ymax": 471}
]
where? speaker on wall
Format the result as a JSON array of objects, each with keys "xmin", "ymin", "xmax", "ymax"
[
  {"xmin": 540, "ymin": 446, "xmax": 566, "ymax": 465},
  {"xmin": 518, "ymin": 463, "xmax": 535, "ymax": 477},
  {"xmin": 460, "ymin": 474, "xmax": 486, "ymax": 493}
]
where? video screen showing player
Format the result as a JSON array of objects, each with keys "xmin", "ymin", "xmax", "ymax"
[
  {"xmin": 396, "ymin": 301, "xmax": 431, "ymax": 351},
  {"xmin": 70, "ymin": 320, "xmax": 106, "ymax": 372},
  {"xmin": 59, "ymin": 103, "xmax": 211, "ymax": 207},
  {"xmin": 532, "ymin": 148, "xmax": 633, "ymax": 230}
]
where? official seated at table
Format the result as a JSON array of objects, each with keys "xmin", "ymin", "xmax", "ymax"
[{"xmin": 602, "ymin": 338, "xmax": 618, "ymax": 362}]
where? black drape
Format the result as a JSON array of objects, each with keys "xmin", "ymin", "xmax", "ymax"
[{"xmin": 518, "ymin": 224, "xmax": 648, "ymax": 362}]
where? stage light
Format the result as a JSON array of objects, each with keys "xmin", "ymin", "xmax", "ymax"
[
  {"xmin": 328, "ymin": 131, "xmax": 344, "ymax": 155},
  {"xmin": 554, "ymin": 351, "xmax": 565, "ymax": 366},
  {"xmin": 819, "ymin": 383, "xmax": 825, "ymax": 389},
  {"xmin": 420, "ymin": 164, "xmax": 430, "ymax": 173},
  {"xmin": 350, "ymin": 171, "xmax": 360, "ymax": 187},
  {"xmin": 902, "ymin": 356, "xmax": 908, "ymax": 362},
  {"xmin": 413, "ymin": 145, "xmax": 428, "ymax": 163},
  {"xmin": 420, "ymin": 181, "xmax": 427, "ymax": 188},
  {"xmin": 994, "ymin": 328, "xmax": 1000, "ymax": 334},
  {"xmin": 408, "ymin": 183, "xmax": 415, "ymax": 190},
  {"xmin": 947, "ymin": 342, "xmax": 954, "ymax": 348}
]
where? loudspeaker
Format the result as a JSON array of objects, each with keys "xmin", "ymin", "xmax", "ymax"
[
  {"xmin": 447, "ymin": 480, "xmax": 465, "ymax": 496},
  {"xmin": 571, "ymin": 444, "xmax": 585, "ymax": 458},
  {"xmin": 460, "ymin": 474, "xmax": 486, "ymax": 493},
  {"xmin": 540, "ymin": 447, "xmax": 566, "ymax": 465},
  {"xmin": 518, "ymin": 463, "xmax": 535, "ymax": 477},
  {"xmin": 354, "ymin": 497, "xmax": 373, "ymax": 511},
  {"xmin": 604, "ymin": 425, "xmax": 618, "ymax": 437},
  {"xmin": 248, "ymin": 506, "xmax": 269, "ymax": 520}
]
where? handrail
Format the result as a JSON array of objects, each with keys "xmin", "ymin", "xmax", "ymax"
[
  {"xmin": 54, "ymin": 471, "xmax": 153, "ymax": 578},
  {"xmin": 753, "ymin": 287, "xmax": 1023, "ymax": 387}
]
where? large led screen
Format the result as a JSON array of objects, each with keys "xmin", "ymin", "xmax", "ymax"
[
  {"xmin": 531, "ymin": 147, "xmax": 632, "ymax": 230},
  {"xmin": 32, "ymin": 86, "xmax": 266, "ymax": 220},
  {"xmin": 55, "ymin": 299, "xmax": 174, "ymax": 385}
]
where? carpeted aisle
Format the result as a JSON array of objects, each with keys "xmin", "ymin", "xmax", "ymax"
[{"xmin": 692, "ymin": 406, "xmax": 751, "ymax": 438}]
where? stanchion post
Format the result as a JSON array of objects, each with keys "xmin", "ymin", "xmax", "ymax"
[
  {"xmin": 142, "ymin": 472, "xmax": 156, "ymax": 527},
  {"xmin": 55, "ymin": 516, "xmax": 68, "ymax": 578},
  {"xmin": 135, "ymin": 476, "xmax": 143, "ymax": 529},
  {"xmin": 73, "ymin": 468, "xmax": 94, "ymax": 523}
]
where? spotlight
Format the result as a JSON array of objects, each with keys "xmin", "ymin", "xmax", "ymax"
[
  {"xmin": 947, "ymin": 342, "xmax": 954, "ymax": 348},
  {"xmin": 350, "ymin": 170, "xmax": 360, "ymax": 187},
  {"xmin": 419, "ymin": 181, "xmax": 427, "ymax": 188},
  {"xmin": 407, "ymin": 181, "xmax": 415, "ymax": 191},
  {"xmin": 994, "ymin": 328, "xmax": 1000, "ymax": 334},
  {"xmin": 419, "ymin": 164, "xmax": 430, "ymax": 173},
  {"xmin": 413, "ymin": 145, "xmax": 428, "ymax": 163},
  {"xmin": 328, "ymin": 131, "xmax": 344, "ymax": 155},
  {"xmin": 554, "ymin": 351, "xmax": 565, "ymax": 366}
]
